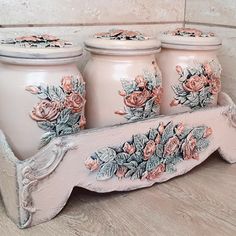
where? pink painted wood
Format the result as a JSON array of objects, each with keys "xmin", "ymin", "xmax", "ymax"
[{"xmin": 0, "ymin": 92, "xmax": 235, "ymax": 228}]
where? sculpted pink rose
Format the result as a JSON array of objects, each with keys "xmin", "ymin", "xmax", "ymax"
[
  {"xmin": 64, "ymin": 93, "xmax": 85, "ymax": 113},
  {"xmin": 85, "ymin": 158, "xmax": 99, "ymax": 171},
  {"xmin": 183, "ymin": 75, "xmax": 207, "ymax": 92},
  {"xmin": 146, "ymin": 163, "xmax": 165, "ymax": 180},
  {"xmin": 116, "ymin": 166, "xmax": 128, "ymax": 179},
  {"xmin": 123, "ymin": 142, "xmax": 136, "ymax": 155},
  {"xmin": 204, "ymin": 63, "xmax": 213, "ymax": 76},
  {"xmin": 61, "ymin": 76, "xmax": 73, "ymax": 93},
  {"xmin": 30, "ymin": 100, "xmax": 61, "ymax": 122},
  {"xmin": 152, "ymin": 86, "xmax": 163, "ymax": 105},
  {"xmin": 209, "ymin": 76, "xmax": 221, "ymax": 95},
  {"xmin": 135, "ymin": 75, "xmax": 146, "ymax": 88},
  {"xmin": 182, "ymin": 135, "xmax": 198, "ymax": 160},
  {"xmin": 164, "ymin": 136, "xmax": 180, "ymax": 156},
  {"xmin": 143, "ymin": 140, "xmax": 156, "ymax": 160},
  {"xmin": 124, "ymin": 89, "xmax": 150, "ymax": 108}
]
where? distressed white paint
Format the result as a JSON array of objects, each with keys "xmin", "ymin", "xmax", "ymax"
[{"xmin": 0, "ymin": 0, "xmax": 185, "ymax": 25}]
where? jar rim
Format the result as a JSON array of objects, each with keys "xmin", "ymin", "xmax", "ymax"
[
  {"xmin": 0, "ymin": 44, "xmax": 83, "ymax": 59},
  {"xmin": 84, "ymin": 38, "xmax": 161, "ymax": 55},
  {"xmin": 160, "ymin": 34, "xmax": 222, "ymax": 49}
]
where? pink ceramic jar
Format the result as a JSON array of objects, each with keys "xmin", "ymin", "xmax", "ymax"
[
  {"xmin": 83, "ymin": 29, "xmax": 162, "ymax": 128},
  {"xmin": 0, "ymin": 35, "xmax": 86, "ymax": 158},
  {"xmin": 157, "ymin": 28, "xmax": 222, "ymax": 115}
]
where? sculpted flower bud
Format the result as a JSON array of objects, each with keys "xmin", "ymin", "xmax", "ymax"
[
  {"xmin": 158, "ymin": 122, "xmax": 165, "ymax": 135},
  {"xmin": 61, "ymin": 76, "xmax": 73, "ymax": 93},
  {"xmin": 203, "ymin": 127, "xmax": 213, "ymax": 138},
  {"xmin": 123, "ymin": 142, "xmax": 136, "ymax": 154},
  {"xmin": 119, "ymin": 90, "xmax": 126, "ymax": 96},
  {"xmin": 175, "ymin": 123, "xmax": 185, "ymax": 136},
  {"xmin": 176, "ymin": 65, "xmax": 183, "ymax": 75},
  {"xmin": 25, "ymin": 85, "xmax": 40, "ymax": 94},
  {"xmin": 85, "ymin": 158, "xmax": 99, "ymax": 171},
  {"xmin": 155, "ymin": 133, "xmax": 161, "ymax": 144},
  {"xmin": 170, "ymin": 99, "xmax": 179, "ymax": 107}
]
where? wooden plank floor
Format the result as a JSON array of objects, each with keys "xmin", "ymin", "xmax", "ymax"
[{"xmin": 0, "ymin": 152, "xmax": 236, "ymax": 236}]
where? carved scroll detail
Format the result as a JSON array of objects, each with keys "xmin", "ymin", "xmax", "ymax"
[
  {"xmin": 19, "ymin": 138, "xmax": 76, "ymax": 228},
  {"xmin": 223, "ymin": 105, "xmax": 236, "ymax": 128}
]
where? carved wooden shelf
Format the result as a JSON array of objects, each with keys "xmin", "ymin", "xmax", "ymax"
[{"xmin": 0, "ymin": 92, "xmax": 235, "ymax": 229}]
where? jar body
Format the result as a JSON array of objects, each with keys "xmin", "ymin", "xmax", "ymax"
[
  {"xmin": 0, "ymin": 60, "xmax": 85, "ymax": 159},
  {"xmin": 157, "ymin": 48, "xmax": 222, "ymax": 115},
  {"xmin": 83, "ymin": 53, "xmax": 162, "ymax": 128}
]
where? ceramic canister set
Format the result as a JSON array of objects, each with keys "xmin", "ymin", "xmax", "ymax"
[{"xmin": 0, "ymin": 28, "xmax": 222, "ymax": 158}]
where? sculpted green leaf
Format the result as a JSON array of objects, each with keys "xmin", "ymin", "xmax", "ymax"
[
  {"xmin": 86, "ymin": 122, "xmax": 213, "ymax": 181},
  {"xmin": 96, "ymin": 147, "xmax": 117, "ymax": 163},
  {"xmin": 97, "ymin": 161, "xmax": 118, "ymax": 181}
]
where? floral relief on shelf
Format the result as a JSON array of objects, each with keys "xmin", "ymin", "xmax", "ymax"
[
  {"xmin": 85, "ymin": 121, "xmax": 212, "ymax": 181},
  {"xmin": 26, "ymin": 75, "xmax": 86, "ymax": 148},
  {"xmin": 94, "ymin": 29, "xmax": 149, "ymax": 41},
  {"xmin": 1, "ymin": 34, "xmax": 72, "ymax": 48},
  {"xmin": 115, "ymin": 61, "xmax": 162, "ymax": 121},
  {"xmin": 170, "ymin": 60, "xmax": 222, "ymax": 109},
  {"xmin": 165, "ymin": 28, "xmax": 215, "ymax": 37}
]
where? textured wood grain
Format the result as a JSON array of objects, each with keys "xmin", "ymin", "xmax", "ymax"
[
  {"xmin": 186, "ymin": 0, "xmax": 236, "ymax": 27},
  {"xmin": 0, "ymin": 152, "xmax": 236, "ymax": 236},
  {"xmin": 0, "ymin": 0, "xmax": 185, "ymax": 26}
]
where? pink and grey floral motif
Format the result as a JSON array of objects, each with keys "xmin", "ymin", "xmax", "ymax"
[
  {"xmin": 170, "ymin": 60, "xmax": 222, "ymax": 109},
  {"xmin": 1, "ymin": 34, "xmax": 72, "ymax": 48},
  {"xmin": 115, "ymin": 61, "xmax": 162, "ymax": 121},
  {"xmin": 165, "ymin": 28, "xmax": 215, "ymax": 37},
  {"xmin": 85, "ymin": 122, "xmax": 212, "ymax": 181},
  {"xmin": 26, "ymin": 75, "xmax": 86, "ymax": 148},
  {"xmin": 94, "ymin": 29, "xmax": 149, "ymax": 41}
]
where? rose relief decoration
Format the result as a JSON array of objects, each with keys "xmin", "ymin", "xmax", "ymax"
[
  {"xmin": 1, "ymin": 34, "xmax": 72, "ymax": 48},
  {"xmin": 165, "ymin": 28, "xmax": 215, "ymax": 37},
  {"xmin": 115, "ymin": 61, "xmax": 162, "ymax": 121},
  {"xmin": 170, "ymin": 60, "xmax": 222, "ymax": 109},
  {"xmin": 94, "ymin": 29, "xmax": 149, "ymax": 41},
  {"xmin": 85, "ymin": 121, "xmax": 212, "ymax": 181},
  {"xmin": 26, "ymin": 75, "xmax": 86, "ymax": 148}
]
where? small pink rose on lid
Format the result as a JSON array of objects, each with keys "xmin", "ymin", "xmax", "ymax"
[{"xmin": 94, "ymin": 29, "xmax": 149, "ymax": 41}]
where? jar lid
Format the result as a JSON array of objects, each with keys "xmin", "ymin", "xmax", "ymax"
[
  {"xmin": 160, "ymin": 28, "xmax": 222, "ymax": 49},
  {"xmin": 0, "ymin": 34, "xmax": 83, "ymax": 59},
  {"xmin": 84, "ymin": 29, "xmax": 161, "ymax": 55}
]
